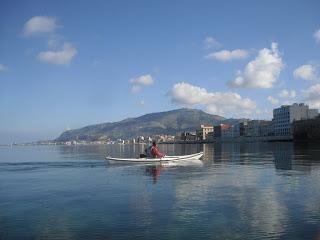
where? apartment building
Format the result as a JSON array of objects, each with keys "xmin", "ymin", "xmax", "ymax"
[{"xmin": 273, "ymin": 103, "xmax": 318, "ymax": 136}]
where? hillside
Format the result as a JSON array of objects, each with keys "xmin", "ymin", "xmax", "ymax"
[{"xmin": 55, "ymin": 108, "xmax": 241, "ymax": 142}]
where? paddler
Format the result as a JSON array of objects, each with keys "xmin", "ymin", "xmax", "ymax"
[{"xmin": 145, "ymin": 141, "xmax": 165, "ymax": 158}]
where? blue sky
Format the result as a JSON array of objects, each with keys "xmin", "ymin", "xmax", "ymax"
[{"xmin": 0, "ymin": 0, "xmax": 320, "ymax": 143}]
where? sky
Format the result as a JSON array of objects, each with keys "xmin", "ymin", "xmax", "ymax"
[{"xmin": 0, "ymin": 0, "xmax": 320, "ymax": 144}]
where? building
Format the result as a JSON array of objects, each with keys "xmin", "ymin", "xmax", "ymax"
[
  {"xmin": 137, "ymin": 136, "xmax": 145, "ymax": 143},
  {"xmin": 206, "ymin": 131, "xmax": 215, "ymax": 140},
  {"xmin": 232, "ymin": 121, "xmax": 248, "ymax": 137},
  {"xmin": 273, "ymin": 103, "xmax": 318, "ymax": 136},
  {"xmin": 214, "ymin": 124, "xmax": 231, "ymax": 137},
  {"xmin": 260, "ymin": 122, "xmax": 274, "ymax": 136},
  {"xmin": 221, "ymin": 125, "xmax": 233, "ymax": 138},
  {"xmin": 180, "ymin": 132, "xmax": 197, "ymax": 141},
  {"xmin": 247, "ymin": 120, "xmax": 272, "ymax": 137},
  {"xmin": 293, "ymin": 116, "xmax": 320, "ymax": 141},
  {"xmin": 196, "ymin": 124, "xmax": 214, "ymax": 140}
]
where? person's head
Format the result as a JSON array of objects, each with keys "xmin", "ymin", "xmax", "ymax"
[{"xmin": 152, "ymin": 141, "xmax": 156, "ymax": 146}]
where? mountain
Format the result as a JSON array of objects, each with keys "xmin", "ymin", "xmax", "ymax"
[{"xmin": 55, "ymin": 108, "xmax": 242, "ymax": 142}]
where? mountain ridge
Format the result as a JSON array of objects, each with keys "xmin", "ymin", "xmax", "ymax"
[{"xmin": 55, "ymin": 108, "xmax": 242, "ymax": 142}]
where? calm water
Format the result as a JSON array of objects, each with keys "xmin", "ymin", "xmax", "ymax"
[{"xmin": 1, "ymin": 142, "xmax": 320, "ymax": 240}]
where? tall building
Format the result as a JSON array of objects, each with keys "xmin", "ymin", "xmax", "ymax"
[
  {"xmin": 196, "ymin": 124, "xmax": 214, "ymax": 140},
  {"xmin": 273, "ymin": 103, "xmax": 318, "ymax": 136}
]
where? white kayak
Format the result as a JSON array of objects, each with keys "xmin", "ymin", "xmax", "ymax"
[{"xmin": 106, "ymin": 152, "xmax": 203, "ymax": 163}]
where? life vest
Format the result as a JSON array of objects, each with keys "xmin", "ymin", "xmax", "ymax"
[{"xmin": 145, "ymin": 146, "xmax": 156, "ymax": 158}]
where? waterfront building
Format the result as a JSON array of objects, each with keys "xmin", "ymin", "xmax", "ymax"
[
  {"xmin": 260, "ymin": 122, "xmax": 274, "ymax": 136},
  {"xmin": 180, "ymin": 132, "xmax": 197, "ymax": 141},
  {"xmin": 137, "ymin": 136, "xmax": 145, "ymax": 143},
  {"xmin": 206, "ymin": 131, "xmax": 215, "ymax": 140},
  {"xmin": 247, "ymin": 120, "xmax": 272, "ymax": 137},
  {"xmin": 221, "ymin": 125, "xmax": 233, "ymax": 138},
  {"xmin": 293, "ymin": 116, "xmax": 320, "ymax": 141},
  {"xmin": 166, "ymin": 135, "xmax": 175, "ymax": 142},
  {"xmin": 214, "ymin": 124, "xmax": 231, "ymax": 137},
  {"xmin": 232, "ymin": 121, "xmax": 248, "ymax": 137},
  {"xmin": 196, "ymin": 124, "xmax": 214, "ymax": 140},
  {"xmin": 273, "ymin": 103, "xmax": 318, "ymax": 136}
]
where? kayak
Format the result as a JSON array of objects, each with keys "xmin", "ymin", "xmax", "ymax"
[{"xmin": 106, "ymin": 152, "xmax": 203, "ymax": 163}]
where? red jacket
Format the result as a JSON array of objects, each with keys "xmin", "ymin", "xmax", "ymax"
[{"xmin": 151, "ymin": 146, "xmax": 164, "ymax": 158}]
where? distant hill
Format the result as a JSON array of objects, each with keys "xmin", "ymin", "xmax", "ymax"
[{"xmin": 55, "ymin": 108, "xmax": 242, "ymax": 142}]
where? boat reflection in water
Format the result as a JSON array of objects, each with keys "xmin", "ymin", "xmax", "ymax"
[{"xmin": 145, "ymin": 165, "xmax": 163, "ymax": 184}]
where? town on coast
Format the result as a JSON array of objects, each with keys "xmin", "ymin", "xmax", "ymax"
[{"xmin": 28, "ymin": 102, "xmax": 319, "ymax": 147}]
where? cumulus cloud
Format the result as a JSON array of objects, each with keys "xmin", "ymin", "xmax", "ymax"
[
  {"xmin": 206, "ymin": 49, "xmax": 249, "ymax": 61},
  {"xmin": 168, "ymin": 82, "xmax": 256, "ymax": 117},
  {"xmin": 24, "ymin": 16, "xmax": 77, "ymax": 65},
  {"xmin": 278, "ymin": 89, "xmax": 296, "ymax": 98},
  {"xmin": 0, "ymin": 64, "xmax": 8, "ymax": 72},
  {"xmin": 314, "ymin": 29, "xmax": 320, "ymax": 43},
  {"xmin": 267, "ymin": 96, "xmax": 279, "ymax": 105},
  {"xmin": 130, "ymin": 74, "xmax": 154, "ymax": 93},
  {"xmin": 228, "ymin": 42, "xmax": 284, "ymax": 88},
  {"xmin": 37, "ymin": 43, "xmax": 77, "ymax": 65},
  {"xmin": 24, "ymin": 16, "xmax": 57, "ymax": 36},
  {"xmin": 293, "ymin": 64, "xmax": 320, "ymax": 81},
  {"xmin": 302, "ymin": 84, "xmax": 320, "ymax": 108},
  {"xmin": 203, "ymin": 36, "xmax": 221, "ymax": 49}
]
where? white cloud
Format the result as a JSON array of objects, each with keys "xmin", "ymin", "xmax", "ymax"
[
  {"xmin": 130, "ymin": 74, "xmax": 154, "ymax": 85},
  {"xmin": 293, "ymin": 64, "xmax": 319, "ymax": 81},
  {"xmin": 37, "ymin": 43, "xmax": 77, "ymax": 65},
  {"xmin": 0, "ymin": 64, "xmax": 8, "ymax": 72},
  {"xmin": 267, "ymin": 96, "xmax": 279, "ymax": 105},
  {"xmin": 24, "ymin": 16, "xmax": 57, "ymax": 36},
  {"xmin": 129, "ymin": 74, "xmax": 154, "ymax": 94},
  {"xmin": 206, "ymin": 49, "xmax": 249, "ymax": 61},
  {"xmin": 278, "ymin": 89, "xmax": 296, "ymax": 98},
  {"xmin": 302, "ymin": 84, "xmax": 320, "ymax": 108},
  {"xmin": 203, "ymin": 37, "xmax": 221, "ymax": 49},
  {"xmin": 168, "ymin": 82, "xmax": 256, "ymax": 118},
  {"xmin": 228, "ymin": 42, "xmax": 284, "ymax": 88},
  {"xmin": 314, "ymin": 29, "xmax": 320, "ymax": 43},
  {"xmin": 139, "ymin": 100, "xmax": 145, "ymax": 105}
]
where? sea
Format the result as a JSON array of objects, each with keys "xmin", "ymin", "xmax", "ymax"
[{"xmin": 0, "ymin": 142, "xmax": 320, "ymax": 240}]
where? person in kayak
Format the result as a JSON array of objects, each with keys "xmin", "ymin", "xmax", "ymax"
[{"xmin": 145, "ymin": 141, "xmax": 165, "ymax": 158}]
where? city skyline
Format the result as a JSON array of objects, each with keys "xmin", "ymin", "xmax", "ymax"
[{"xmin": 1, "ymin": 0, "xmax": 320, "ymax": 144}]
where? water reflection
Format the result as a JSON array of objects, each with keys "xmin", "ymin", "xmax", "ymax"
[
  {"xmin": 3, "ymin": 142, "xmax": 319, "ymax": 174},
  {"xmin": 2, "ymin": 143, "xmax": 320, "ymax": 239},
  {"xmin": 201, "ymin": 142, "xmax": 319, "ymax": 173},
  {"xmin": 145, "ymin": 165, "xmax": 163, "ymax": 184}
]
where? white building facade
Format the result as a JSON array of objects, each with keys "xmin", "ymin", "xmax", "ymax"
[
  {"xmin": 273, "ymin": 103, "xmax": 318, "ymax": 136},
  {"xmin": 196, "ymin": 124, "xmax": 214, "ymax": 140}
]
